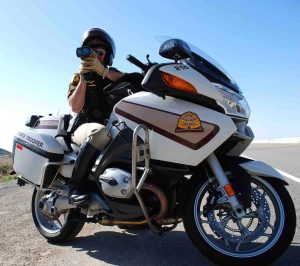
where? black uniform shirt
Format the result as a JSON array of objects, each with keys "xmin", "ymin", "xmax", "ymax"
[
  {"xmin": 68, "ymin": 72, "xmax": 114, "ymax": 124},
  {"xmin": 68, "ymin": 70, "xmax": 144, "ymax": 127}
]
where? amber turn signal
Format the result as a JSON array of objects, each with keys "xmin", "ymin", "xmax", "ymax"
[
  {"xmin": 224, "ymin": 184, "xmax": 235, "ymax": 197},
  {"xmin": 161, "ymin": 72, "xmax": 197, "ymax": 94}
]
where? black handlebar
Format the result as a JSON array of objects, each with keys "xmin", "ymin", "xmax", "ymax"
[{"xmin": 126, "ymin": 54, "xmax": 148, "ymax": 72}]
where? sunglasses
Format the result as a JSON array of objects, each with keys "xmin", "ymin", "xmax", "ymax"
[{"xmin": 92, "ymin": 47, "xmax": 106, "ymax": 56}]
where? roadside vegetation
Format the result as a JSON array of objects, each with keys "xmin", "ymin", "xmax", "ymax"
[{"xmin": 0, "ymin": 161, "xmax": 17, "ymax": 183}]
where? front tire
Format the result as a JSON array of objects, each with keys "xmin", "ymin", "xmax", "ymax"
[
  {"xmin": 183, "ymin": 176, "xmax": 296, "ymax": 265},
  {"xmin": 32, "ymin": 189, "xmax": 85, "ymax": 243}
]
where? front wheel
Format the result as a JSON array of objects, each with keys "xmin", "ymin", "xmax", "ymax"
[
  {"xmin": 32, "ymin": 188, "xmax": 85, "ymax": 243},
  {"xmin": 183, "ymin": 176, "xmax": 296, "ymax": 265}
]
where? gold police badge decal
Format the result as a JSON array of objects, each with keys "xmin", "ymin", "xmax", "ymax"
[{"xmin": 175, "ymin": 112, "xmax": 204, "ymax": 132}]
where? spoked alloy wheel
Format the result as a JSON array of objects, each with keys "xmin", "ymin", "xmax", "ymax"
[
  {"xmin": 183, "ymin": 176, "xmax": 296, "ymax": 265},
  {"xmin": 32, "ymin": 189, "xmax": 85, "ymax": 243}
]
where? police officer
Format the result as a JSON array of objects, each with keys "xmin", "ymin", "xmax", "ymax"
[{"xmin": 68, "ymin": 28, "xmax": 142, "ymax": 204}]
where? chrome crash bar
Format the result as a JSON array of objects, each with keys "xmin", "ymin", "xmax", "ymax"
[{"xmin": 131, "ymin": 124, "xmax": 160, "ymax": 233}]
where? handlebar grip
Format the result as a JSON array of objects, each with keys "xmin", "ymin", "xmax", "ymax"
[{"xmin": 126, "ymin": 54, "xmax": 147, "ymax": 72}]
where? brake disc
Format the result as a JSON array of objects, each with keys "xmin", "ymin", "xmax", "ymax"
[{"xmin": 206, "ymin": 186, "xmax": 271, "ymax": 244}]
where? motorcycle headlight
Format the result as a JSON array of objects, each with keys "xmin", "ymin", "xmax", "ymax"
[{"xmin": 213, "ymin": 83, "xmax": 250, "ymax": 119}]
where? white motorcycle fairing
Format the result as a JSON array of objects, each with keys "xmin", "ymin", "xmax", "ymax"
[
  {"xmin": 159, "ymin": 64, "xmax": 222, "ymax": 100},
  {"xmin": 240, "ymin": 160, "xmax": 288, "ymax": 185},
  {"xmin": 114, "ymin": 91, "xmax": 237, "ymax": 166}
]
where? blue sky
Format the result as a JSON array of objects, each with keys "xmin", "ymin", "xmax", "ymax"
[{"xmin": 0, "ymin": 0, "xmax": 299, "ymax": 151}]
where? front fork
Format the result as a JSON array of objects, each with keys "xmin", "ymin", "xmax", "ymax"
[{"xmin": 206, "ymin": 153, "xmax": 245, "ymax": 219}]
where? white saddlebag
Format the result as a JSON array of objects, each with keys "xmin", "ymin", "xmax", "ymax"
[{"xmin": 13, "ymin": 127, "xmax": 64, "ymax": 186}]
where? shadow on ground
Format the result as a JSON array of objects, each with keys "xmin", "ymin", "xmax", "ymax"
[
  {"xmin": 66, "ymin": 229, "xmax": 213, "ymax": 266},
  {"xmin": 61, "ymin": 228, "xmax": 300, "ymax": 266}
]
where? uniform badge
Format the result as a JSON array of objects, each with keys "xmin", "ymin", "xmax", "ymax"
[
  {"xmin": 175, "ymin": 112, "xmax": 204, "ymax": 132},
  {"xmin": 71, "ymin": 73, "xmax": 80, "ymax": 86}
]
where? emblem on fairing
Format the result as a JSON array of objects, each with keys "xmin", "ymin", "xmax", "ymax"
[{"xmin": 175, "ymin": 112, "xmax": 204, "ymax": 132}]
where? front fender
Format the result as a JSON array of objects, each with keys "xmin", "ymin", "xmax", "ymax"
[{"xmin": 239, "ymin": 161, "xmax": 288, "ymax": 185}]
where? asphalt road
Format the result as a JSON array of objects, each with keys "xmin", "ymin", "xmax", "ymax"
[{"xmin": 0, "ymin": 144, "xmax": 299, "ymax": 266}]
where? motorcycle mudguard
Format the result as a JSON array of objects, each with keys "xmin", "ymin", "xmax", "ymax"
[{"xmin": 239, "ymin": 160, "xmax": 288, "ymax": 185}]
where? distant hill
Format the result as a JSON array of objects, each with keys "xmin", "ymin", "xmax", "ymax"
[
  {"xmin": 0, "ymin": 148, "xmax": 12, "ymax": 166},
  {"xmin": 0, "ymin": 148, "xmax": 12, "ymax": 157},
  {"xmin": 0, "ymin": 148, "xmax": 13, "ymax": 178}
]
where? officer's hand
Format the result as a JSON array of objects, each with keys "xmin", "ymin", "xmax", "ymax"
[
  {"xmin": 78, "ymin": 62, "xmax": 89, "ymax": 80},
  {"xmin": 79, "ymin": 50, "xmax": 108, "ymax": 78}
]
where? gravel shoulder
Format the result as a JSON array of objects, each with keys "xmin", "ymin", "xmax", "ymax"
[{"xmin": 0, "ymin": 182, "xmax": 62, "ymax": 266}]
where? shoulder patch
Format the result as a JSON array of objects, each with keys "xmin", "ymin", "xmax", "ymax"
[{"xmin": 71, "ymin": 73, "xmax": 80, "ymax": 86}]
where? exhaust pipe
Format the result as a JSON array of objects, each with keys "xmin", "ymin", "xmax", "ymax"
[
  {"xmin": 52, "ymin": 192, "xmax": 111, "ymax": 215},
  {"xmin": 53, "ymin": 196, "xmax": 77, "ymax": 212},
  {"xmin": 89, "ymin": 192, "xmax": 111, "ymax": 213}
]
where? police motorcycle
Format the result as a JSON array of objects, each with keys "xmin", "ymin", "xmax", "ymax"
[{"xmin": 13, "ymin": 37, "xmax": 296, "ymax": 265}]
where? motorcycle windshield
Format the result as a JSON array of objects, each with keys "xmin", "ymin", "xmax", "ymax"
[{"xmin": 154, "ymin": 36, "xmax": 241, "ymax": 93}]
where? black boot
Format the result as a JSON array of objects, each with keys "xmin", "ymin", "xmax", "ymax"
[{"xmin": 69, "ymin": 141, "xmax": 101, "ymax": 205}]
